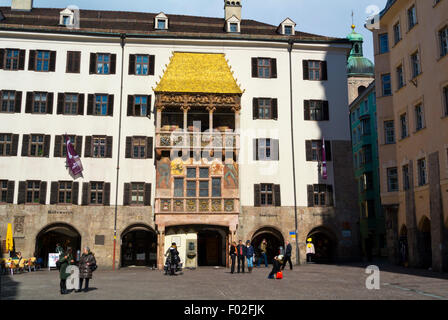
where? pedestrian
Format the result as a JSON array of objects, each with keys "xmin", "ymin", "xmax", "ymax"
[
  {"xmin": 306, "ymin": 238, "xmax": 315, "ymax": 263},
  {"xmin": 246, "ymin": 240, "xmax": 254, "ymax": 273},
  {"xmin": 58, "ymin": 248, "xmax": 74, "ymax": 295},
  {"xmin": 236, "ymin": 240, "xmax": 247, "ymax": 273},
  {"xmin": 257, "ymin": 239, "xmax": 268, "ymax": 267},
  {"xmin": 279, "ymin": 245, "xmax": 284, "ymax": 255},
  {"xmin": 76, "ymin": 247, "xmax": 97, "ymax": 292},
  {"xmin": 268, "ymin": 255, "xmax": 283, "ymax": 279},
  {"xmin": 229, "ymin": 241, "xmax": 237, "ymax": 274},
  {"xmin": 282, "ymin": 241, "xmax": 293, "ymax": 270},
  {"xmin": 55, "ymin": 243, "xmax": 64, "ymax": 255}
]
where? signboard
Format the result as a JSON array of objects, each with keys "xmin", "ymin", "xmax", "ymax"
[
  {"xmin": 48, "ymin": 253, "xmax": 60, "ymax": 268},
  {"xmin": 289, "ymin": 231, "xmax": 296, "ymax": 239}
]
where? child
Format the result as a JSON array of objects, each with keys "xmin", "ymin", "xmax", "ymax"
[{"xmin": 268, "ymin": 255, "xmax": 283, "ymax": 279}]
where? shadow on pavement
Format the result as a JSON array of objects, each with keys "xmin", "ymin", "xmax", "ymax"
[{"xmin": 0, "ymin": 273, "xmax": 20, "ymax": 300}]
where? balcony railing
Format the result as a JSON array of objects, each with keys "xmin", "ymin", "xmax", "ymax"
[
  {"xmin": 155, "ymin": 131, "xmax": 239, "ymax": 150},
  {"xmin": 155, "ymin": 197, "xmax": 239, "ymax": 214}
]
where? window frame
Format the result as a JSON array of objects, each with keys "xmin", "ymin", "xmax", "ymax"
[
  {"xmin": 0, "ymin": 133, "xmax": 12, "ymax": 156},
  {"xmin": 66, "ymin": 51, "xmax": 81, "ymax": 73},
  {"xmin": 57, "ymin": 181, "xmax": 73, "ymax": 204},
  {"xmin": 63, "ymin": 93, "xmax": 79, "ymax": 115},
  {"xmin": 89, "ymin": 181, "xmax": 104, "ymax": 205},
  {"xmin": 96, "ymin": 53, "xmax": 111, "ymax": 75},
  {"xmin": 379, "ymin": 33, "xmax": 389, "ymax": 54},
  {"xmin": 135, "ymin": 55, "xmax": 150, "ymax": 75},
  {"xmin": 417, "ymin": 158, "xmax": 427, "ymax": 186},
  {"xmin": 402, "ymin": 165, "xmax": 410, "ymax": 191},
  {"xmin": 407, "ymin": 5, "xmax": 417, "ymax": 31},
  {"xmin": 4, "ymin": 49, "xmax": 20, "ymax": 70},
  {"xmin": 384, "ymin": 120, "xmax": 395, "ymax": 144},
  {"xmin": 382, "ymin": 73, "xmax": 392, "ymax": 96},
  {"xmin": 131, "ymin": 136, "xmax": 147, "ymax": 159},
  {"xmin": 414, "ymin": 103, "xmax": 424, "ymax": 131},
  {"xmin": 130, "ymin": 182, "xmax": 145, "ymax": 205},
  {"xmin": 387, "ymin": 167, "xmax": 399, "ymax": 192},
  {"xmin": 444, "ymin": 86, "xmax": 448, "ymax": 116},
  {"xmin": 410, "ymin": 51, "xmax": 421, "ymax": 78},
  {"xmin": 396, "ymin": 64, "xmax": 404, "ymax": 89},
  {"xmin": 1, "ymin": 90, "xmax": 16, "ymax": 113},
  {"xmin": 26, "ymin": 180, "xmax": 41, "ymax": 204},
  {"xmin": 257, "ymin": 58, "xmax": 272, "ymax": 78},
  {"xmin": 35, "ymin": 50, "xmax": 50, "ymax": 72},
  {"xmin": 29, "ymin": 134, "xmax": 45, "ymax": 157},
  {"xmin": 0, "ymin": 180, "xmax": 8, "ymax": 203},
  {"xmin": 439, "ymin": 26, "xmax": 448, "ymax": 58},
  {"xmin": 400, "ymin": 113, "xmax": 408, "ymax": 139},
  {"xmin": 393, "ymin": 21, "xmax": 402, "ymax": 45},
  {"xmin": 260, "ymin": 183, "xmax": 274, "ymax": 207},
  {"xmin": 94, "ymin": 94, "xmax": 109, "ymax": 116},
  {"xmin": 32, "ymin": 92, "xmax": 48, "ymax": 114},
  {"xmin": 133, "ymin": 95, "xmax": 148, "ymax": 116},
  {"xmin": 92, "ymin": 136, "xmax": 107, "ymax": 158},
  {"xmin": 257, "ymin": 98, "xmax": 272, "ymax": 119}
]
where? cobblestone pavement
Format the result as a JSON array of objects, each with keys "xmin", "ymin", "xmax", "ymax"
[{"xmin": 1, "ymin": 262, "xmax": 448, "ymax": 300}]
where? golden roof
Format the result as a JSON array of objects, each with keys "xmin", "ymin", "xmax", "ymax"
[{"xmin": 155, "ymin": 52, "xmax": 243, "ymax": 94}]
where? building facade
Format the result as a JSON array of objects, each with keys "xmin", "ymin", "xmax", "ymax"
[
  {"xmin": 0, "ymin": 0, "xmax": 360, "ymax": 269},
  {"xmin": 368, "ymin": 0, "xmax": 448, "ymax": 271}
]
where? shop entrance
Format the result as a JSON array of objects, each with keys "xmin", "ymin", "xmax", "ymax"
[
  {"xmin": 197, "ymin": 230, "xmax": 225, "ymax": 266},
  {"xmin": 35, "ymin": 223, "xmax": 81, "ymax": 267},
  {"xmin": 121, "ymin": 225, "xmax": 157, "ymax": 267},
  {"xmin": 251, "ymin": 227, "xmax": 285, "ymax": 265},
  {"xmin": 307, "ymin": 227, "xmax": 337, "ymax": 264}
]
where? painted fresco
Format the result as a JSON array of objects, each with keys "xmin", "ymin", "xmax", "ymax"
[
  {"xmin": 157, "ymin": 158, "xmax": 171, "ymax": 189},
  {"xmin": 224, "ymin": 161, "xmax": 238, "ymax": 189},
  {"xmin": 171, "ymin": 158, "xmax": 185, "ymax": 175}
]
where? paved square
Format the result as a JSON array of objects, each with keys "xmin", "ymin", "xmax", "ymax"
[{"xmin": 1, "ymin": 263, "xmax": 447, "ymax": 300}]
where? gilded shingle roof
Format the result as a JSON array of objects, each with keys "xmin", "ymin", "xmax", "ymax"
[{"xmin": 155, "ymin": 52, "xmax": 242, "ymax": 94}]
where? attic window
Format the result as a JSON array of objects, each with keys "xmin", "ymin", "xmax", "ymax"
[
  {"xmin": 59, "ymin": 8, "xmax": 74, "ymax": 27},
  {"xmin": 157, "ymin": 19, "xmax": 166, "ymax": 29},
  {"xmin": 155, "ymin": 13, "xmax": 168, "ymax": 30},
  {"xmin": 226, "ymin": 16, "xmax": 240, "ymax": 33},
  {"xmin": 279, "ymin": 18, "xmax": 296, "ymax": 36},
  {"xmin": 230, "ymin": 23, "xmax": 238, "ymax": 33},
  {"xmin": 62, "ymin": 16, "xmax": 70, "ymax": 26},
  {"xmin": 284, "ymin": 25, "xmax": 293, "ymax": 35}
]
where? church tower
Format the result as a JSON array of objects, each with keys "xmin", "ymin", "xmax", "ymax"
[
  {"xmin": 347, "ymin": 24, "xmax": 375, "ymax": 104},
  {"xmin": 224, "ymin": 0, "xmax": 242, "ymax": 20}
]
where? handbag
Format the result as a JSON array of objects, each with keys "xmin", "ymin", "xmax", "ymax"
[
  {"xmin": 90, "ymin": 263, "xmax": 97, "ymax": 271},
  {"xmin": 276, "ymin": 271, "xmax": 283, "ymax": 279}
]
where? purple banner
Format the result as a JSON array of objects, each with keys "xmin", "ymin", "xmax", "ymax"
[
  {"xmin": 322, "ymin": 138, "xmax": 327, "ymax": 180},
  {"xmin": 65, "ymin": 135, "xmax": 83, "ymax": 176}
]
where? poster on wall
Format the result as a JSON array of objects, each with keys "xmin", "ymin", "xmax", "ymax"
[{"xmin": 48, "ymin": 253, "xmax": 60, "ymax": 268}]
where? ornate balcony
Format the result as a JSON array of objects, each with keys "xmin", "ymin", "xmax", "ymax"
[
  {"xmin": 155, "ymin": 131, "xmax": 239, "ymax": 150},
  {"xmin": 156, "ymin": 197, "xmax": 239, "ymax": 214}
]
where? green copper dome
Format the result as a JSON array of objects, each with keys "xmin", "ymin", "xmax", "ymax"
[{"xmin": 347, "ymin": 25, "xmax": 374, "ymax": 77}]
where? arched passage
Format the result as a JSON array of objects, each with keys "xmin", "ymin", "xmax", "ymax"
[
  {"xmin": 251, "ymin": 227, "xmax": 285, "ymax": 265},
  {"xmin": 307, "ymin": 226, "xmax": 337, "ymax": 264},
  {"xmin": 121, "ymin": 224, "xmax": 157, "ymax": 267},
  {"xmin": 35, "ymin": 223, "xmax": 81, "ymax": 267},
  {"xmin": 418, "ymin": 216, "xmax": 432, "ymax": 269},
  {"xmin": 399, "ymin": 224, "xmax": 409, "ymax": 266}
]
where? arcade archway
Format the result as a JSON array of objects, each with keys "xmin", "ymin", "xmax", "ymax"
[
  {"xmin": 307, "ymin": 227, "xmax": 337, "ymax": 264},
  {"xmin": 121, "ymin": 224, "xmax": 157, "ymax": 267},
  {"xmin": 251, "ymin": 227, "xmax": 285, "ymax": 265},
  {"xmin": 35, "ymin": 223, "xmax": 81, "ymax": 267},
  {"xmin": 418, "ymin": 216, "xmax": 432, "ymax": 269},
  {"xmin": 197, "ymin": 229, "xmax": 225, "ymax": 266}
]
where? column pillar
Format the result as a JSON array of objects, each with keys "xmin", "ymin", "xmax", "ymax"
[
  {"xmin": 181, "ymin": 106, "xmax": 190, "ymax": 132},
  {"xmin": 206, "ymin": 105, "xmax": 216, "ymax": 132},
  {"xmin": 157, "ymin": 226, "xmax": 166, "ymax": 270}
]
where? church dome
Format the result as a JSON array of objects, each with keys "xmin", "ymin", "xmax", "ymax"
[{"xmin": 346, "ymin": 25, "xmax": 374, "ymax": 77}]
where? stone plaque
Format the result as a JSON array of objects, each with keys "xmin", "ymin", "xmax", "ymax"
[
  {"xmin": 14, "ymin": 216, "xmax": 25, "ymax": 235},
  {"xmin": 95, "ymin": 235, "xmax": 105, "ymax": 245}
]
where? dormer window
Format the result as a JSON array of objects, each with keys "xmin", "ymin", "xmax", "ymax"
[
  {"xmin": 155, "ymin": 13, "xmax": 168, "ymax": 30},
  {"xmin": 279, "ymin": 18, "xmax": 296, "ymax": 36},
  {"xmin": 59, "ymin": 8, "xmax": 74, "ymax": 27},
  {"xmin": 226, "ymin": 15, "xmax": 240, "ymax": 33}
]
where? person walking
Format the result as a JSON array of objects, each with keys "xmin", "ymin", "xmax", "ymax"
[
  {"xmin": 306, "ymin": 238, "xmax": 315, "ymax": 263},
  {"xmin": 76, "ymin": 247, "xmax": 97, "ymax": 292},
  {"xmin": 268, "ymin": 255, "xmax": 283, "ymax": 279},
  {"xmin": 246, "ymin": 240, "xmax": 255, "ymax": 273},
  {"xmin": 282, "ymin": 241, "xmax": 293, "ymax": 270},
  {"xmin": 55, "ymin": 243, "xmax": 64, "ymax": 255},
  {"xmin": 229, "ymin": 241, "xmax": 237, "ymax": 274},
  {"xmin": 236, "ymin": 240, "xmax": 246, "ymax": 273},
  {"xmin": 257, "ymin": 239, "xmax": 268, "ymax": 267},
  {"xmin": 58, "ymin": 248, "xmax": 74, "ymax": 295}
]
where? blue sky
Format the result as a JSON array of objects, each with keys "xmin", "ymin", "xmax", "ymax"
[{"xmin": 0, "ymin": 0, "xmax": 388, "ymax": 61}]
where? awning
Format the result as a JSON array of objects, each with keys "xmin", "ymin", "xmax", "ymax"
[{"xmin": 154, "ymin": 52, "xmax": 243, "ymax": 94}]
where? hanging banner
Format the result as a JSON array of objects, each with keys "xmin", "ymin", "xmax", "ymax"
[
  {"xmin": 322, "ymin": 138, "xmax": 327, "ymax": 180},
  {"xmin": 65, "ymin": 134, "xmax": 84, "ymax": 176}
]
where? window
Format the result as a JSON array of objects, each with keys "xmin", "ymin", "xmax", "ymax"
[
  {"xmin": 26, "ymin": 181, "xmax": 41, "ymax": 203},
  {"xmin": 92, "ymin": 137, "xmax": 106, "ymax": 158},
  {"xmin": 0, "ymin": 180, "xmax": 7, "ymax": 203},
  {"xmin": 354, "ymin": 153, "xmax": 358, "ymax": 168},
  {"xmin": 96, "ymin": 54, "xmax": 110, "ymax": 74},
  {"xmin": 157, "ymin": 19, "xmax": 166, "ymax": 29},
  {"xmin": 259, "ymin": 139, "xmax": 270, "ymax": 159},
  {"xmin": 186, "ymin": 181, "xmax": 196, "ymax": 197},
  {"xmin": 303, "ymin": 60, "xmax": 327, "ymax": 81},
  {"xmin": 411, "ymin": 51, "xmax": 421, "ymax": 78},
  {"xmin": 174, "ymin": 178, "xmax": 184, "ymax": 197},
  {"xmin": 30, "ymin": 134, "xmax": 44, "ymax": 157},
  {"xmin": 95, "ymin": 95, "xmax": 108, "ymax": 115},
  {"xmin": 361, "ymin": 117, "xmax": 371, "ymax": 136},
  {"xmin": 363, "ymin": 172, "xmax": 374, "ymax": 191},
  {"xmin": 304, "ymin": 100, "xmax": 329, "ymax": 121},
  {"xmin": 66, "ymin": 51, "xmax": 80, "ymax": 73},
  {"xmin": 400, "ymin": 113, "xmax": 408, "ymax": 139},
  {"xmin": 363, "ymin": 100, "xmax": 369, "ymax": 113},
  {"xmin": 257, "ymin": 58, "xmax": 271, "ymax": 78},
  {"xmin": 90, "ymin": 182, "xmax": 104, "ymax": 205},
  {"xmin": 417, "ymin": 158, "xmax": 427, "ymax": 186},
  {"xmin": 260, "ymin": 184, "xmax": 274, "ymax": 206},
  {"xmin": 199, "ymin": 167, "xmax": 209, "ymax": 178},
  {"xmin": 362, "ymin": 145, "xmax": 372, "ymax": 164},
  {"xmin": 230, "ymin": 23, "xmax": 238, "ymax": 32},
  {"xmin": 379, "ymin": 33, "xmax": 389, "ymax": 53},
  {"xmin": 397, "ymin": 65, "xmax": 404, "ymax": 89},
  {"xmin": 58, "ymin": 181, "xmax": 72, "ymax": 204},
  {"xmin": 135, "ymin": 55, "xmax": 149, "ymax": 75},
  {"xmin": 187, "ymin": 167, "xmax": 196, "ymax": 178},
  {"xmin": 131, "ymin": 183, "xmax": 145, "ymax": 205},
  {"xmin": 387, "ymin": 167, "xmax": 398, "ymax": 192},
  {"xmin": 393, "ymin": 22, "xmax": 401, "ymax": 44},
  {"xmin": 212, "ymin": 178, "xmax": 221, "ymax": 197},
  {"xmin": 311, "ymin": 184, "xmax": 333, "ymax": 207},
  {"xmin": 36, "ymin": 51, "xmax": 50, "ymax": 72},
  {"xmin": 199, "ymin": 181, "xmax": 209, "ymax": 197},
  {"xmin": 62, "ymin": 16, "xmax": 70, "ymax": 26},
  {"xmin": 132, "ymin": 95, "xmax": 148, "ymax": 117},
  {"xmin": 402, "ymin": 165, "xmax": 410, "ymax": 190},
  {"xmin": 4, "ymin": 49, "xmax": 19, "ymax": 70},
  {"xmin": 258, "ymin": 98, "xmax": 272, "ymax": 119},
  {"xmin": 384, "ymin": 120, "xmax": 395, "ymax": 144},
  {"xmin": 132, "ymin": 137, "xmax": 146, "ymax": 159},
  {"xmin": 311, "ymin": 141, "xmax": 320, "ymax": 161},
  {"xmin": 0, "ymin": 134, "xmax": 12, "ymax": 156},
  {"xmin": 415, "ymin": 104, "xmax": 424, "ymax": 131},
  {"xmin": 440, "ymin": 26, "xmax": 448, "ymax": 57},
  {"xmin": 308, "ymin": 61, "xmax": 321, "ymax": 80},
  {"xmin": 1, "ymin": 90, "xmax": 16, "ymax": 112},
  {"xmin": 407, "ymin": 5, "xmax": 417, "ymax": 30},
  {"xmin": 33, "ymin": 92, "xmax": 48, "ymax": 113},
  {"xmin": 284, "ymin": 25, "xmax": 293, "ymax": 35},
  {"xmin": 306, "ymin": 140, "xmax": 331, "ymax": 162},
  {"xmin": 382, "ymin": 74, "xmax": 392, "ymax": 96},
  {"xmin": 444, "ymin": 86, "xmax": 448, "ymax": 116},
  {"xmin": 64, "ymin": 94, "xmax": 78, "ymax": 115}
]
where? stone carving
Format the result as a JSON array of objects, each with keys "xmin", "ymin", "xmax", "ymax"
[
  {"xmin": 212, "ymin": 199, "xmax": 222, "ymax": 212},
  {"xmin": 199, "ymin": 200, "xmax": 209, "ymax": 212},
  {"xmin": 14, "ymin": 216, "xmax": 25, "ymax": 234},
  {"xmin": 224, "ymin": 199, "xmax": 234, "ymax": 212},
  {"xmin": 186, "ymin": 199, "xmax": 196, "ymax": 212},
  {"xmin": 174, "ymin": 200, "xmax": 184, "ymax": 212}
]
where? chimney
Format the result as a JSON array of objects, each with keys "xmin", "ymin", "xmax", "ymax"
[
  {"xmin": 11, "ymin": 0, "xmax": 33, "ymax": 11},
  {"xmin": 224, "ymin": 0, "xmax": 242, "ymax": 21}
]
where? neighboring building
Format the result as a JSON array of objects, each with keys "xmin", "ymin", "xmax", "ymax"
[
  {"xmin": 349, "ymin": 81, "xmax": 386, "ymax": 260},
  {"xmin": 0, "ymin": 0, "xmax": 360, "ymax": 269},
  {"xmin": 367, "ymin": 0, "xmax": 448, "ymax": 271}
]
